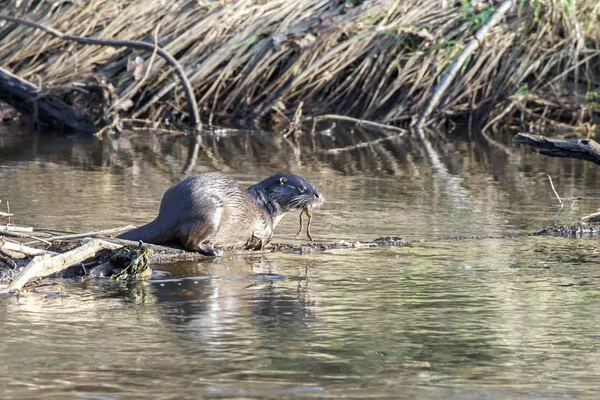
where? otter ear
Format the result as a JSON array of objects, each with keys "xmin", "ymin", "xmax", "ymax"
[{"xmin": 279, "ymin": 177, "xmax": 288, "ymax": 185}]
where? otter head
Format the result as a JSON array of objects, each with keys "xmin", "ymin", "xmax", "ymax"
[{"xmin": 247, "ymin": 173, "xmax": 324, "ymax": 227}]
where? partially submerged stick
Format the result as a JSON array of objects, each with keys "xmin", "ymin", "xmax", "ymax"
[{"xmin": 1, "ymin": 239, "xmax": 122, "ymax": 294}]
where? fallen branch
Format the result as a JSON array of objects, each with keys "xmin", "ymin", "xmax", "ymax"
[
  {"xmin": 0, "ymin": 225, "xmax": 33, "ymax": 233},
  {"xmin": 0, "ymin": 15, "xmax": 202, "ymax": 133},
  {"xmin": 0, "ymin": 239, "xmax": 58, "ymax": 256},
  {"xmin": 1, "ymin": 239, "xmax": 122, "ymax": 294},
  {"xmin": 414, "ymin": 0, "xmax": 514, "ymax": 127},
  {"xmin": 512, "ymin": 132, "xmax": 600, "ymax": 166},
  {"xmin": 1, "ymin": 230, "xmax": 52, "ymax": 244}
]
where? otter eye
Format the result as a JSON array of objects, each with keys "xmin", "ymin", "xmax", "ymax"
[
  {"xmin": 298, "ymin": 186, "xmax": 306, "ymax": 193},
  {"xmin": 279, "ymin": 177, "xmax": 288, "ymax": 185}
]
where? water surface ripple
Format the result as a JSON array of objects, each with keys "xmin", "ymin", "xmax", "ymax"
[{"xmin": 1, "ymin": 127, "xmax": 599, "ymax": 399}]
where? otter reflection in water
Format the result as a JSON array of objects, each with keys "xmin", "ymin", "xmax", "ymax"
[{"xmin": 119, "ymin": 173, "xmax": 324, "ymax": 255}]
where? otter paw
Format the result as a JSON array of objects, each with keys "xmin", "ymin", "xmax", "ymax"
[{"xmin": 198, "ymin": 245, "xmax": 223, "ymax": 257}]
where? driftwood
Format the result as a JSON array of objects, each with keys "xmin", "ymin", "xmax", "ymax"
[
  {"xmin": 0, "ymin": 225, "xmax": 33, "ymax": 233},
  {"xmin": 0, "ymin": 67, "xmax": 96, "ymax": 134},
  {"xmin": 0, "ymin": 239, "xmax": 58, "ymax": 256},
  {"xmin": 414, "ymin": 0, "xmax": 514, "ymax": 127},
  {"xmin": 0, "ymin": 239, "xmax": 122, "ymax": 294},
  {"xmin": 0, "ymin": 220, "xmax": 184, "ymax": 293},
  {"xmin": 0, "ymin": 15, "xmax": 202, "ymax": 133},
  {"xmin": 512, "ymin": 132, "xmax": 600, "ymax": 166}
]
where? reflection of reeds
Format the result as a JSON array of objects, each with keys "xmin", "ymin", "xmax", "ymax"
[{"xmin": 0, "ymin": 0, "xmax": 598, "ymax": 126}]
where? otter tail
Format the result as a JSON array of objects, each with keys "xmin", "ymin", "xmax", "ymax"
[{"xmin": 117, "ymin": 219, "xmax": 171, "ymax": 244}]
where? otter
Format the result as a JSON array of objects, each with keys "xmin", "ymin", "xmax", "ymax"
[{"xmin": 118, "ymin": 173, "xmax": 324, "ymax": 255}]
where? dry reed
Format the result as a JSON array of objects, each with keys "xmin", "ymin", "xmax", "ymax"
[{"xmin": 0, "ymin": 0, "xmax": 599, "ymax": 128}]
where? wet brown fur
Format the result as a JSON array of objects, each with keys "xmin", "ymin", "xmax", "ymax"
[{"xmin": 118, "ymin": 172, "xmax": 323, "ymax": 253}]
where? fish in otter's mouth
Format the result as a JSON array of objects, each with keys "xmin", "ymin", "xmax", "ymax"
[
  {"xmin": 292, "ymin": 188, "xmax": 324, "ymax": 241},
  {"xmin": 294, "ymin": 194, "xmax": 324, "ymax": 241}
]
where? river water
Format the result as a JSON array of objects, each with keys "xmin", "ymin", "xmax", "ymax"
[{"xmin": 1, "ymin": 124, "xmax": 600, "ymax": 399}]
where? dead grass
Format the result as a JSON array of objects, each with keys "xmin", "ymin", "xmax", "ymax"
[{"xmin": 0, "ymin": 0, "xmax": 599, "ymax": 129}]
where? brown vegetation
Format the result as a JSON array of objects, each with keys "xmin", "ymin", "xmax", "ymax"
[{"xmin": 0, "ymin": 0, "xmax": 599, "ymax": 131}]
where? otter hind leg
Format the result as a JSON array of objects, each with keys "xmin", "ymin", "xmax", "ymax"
[{"xmin": 178, "ymin": 209, "xmax": 223, "ymax": 256}]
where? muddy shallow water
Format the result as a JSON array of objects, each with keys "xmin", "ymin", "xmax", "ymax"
[{"xmin": 1, "ymin": 125, "xmax": 600, "ymax": 399}]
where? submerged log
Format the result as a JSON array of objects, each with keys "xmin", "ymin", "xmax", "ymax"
[
  {"xmin": 513, "ymin": 133, "xmax": 600, "ymax": 166},
  {"xmin": 0, "ymin": 67, "xmax": 96, "ymax": 134}
]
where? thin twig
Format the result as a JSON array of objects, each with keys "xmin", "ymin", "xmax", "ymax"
[
  {"xmin": 321, "ymin": 132, "xmax": 406, "ymax": 154},
  {"xmin": 1, "ymin": 231, "xmax": 52, "ymax": 244},
  {"xmin": 580, "ymin": 211, "xmax": 600, "ymax": 221},
  {"xmin": 547, "ymin": 175, "xmax": 563, "ymax": 207},
  {"xmin": 24, "ymin": 225, "xmax": 137, "ymax": 245},
  {"xmin": 309, "ymin": 114, "xmax": 407, "ymax": 134}
]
